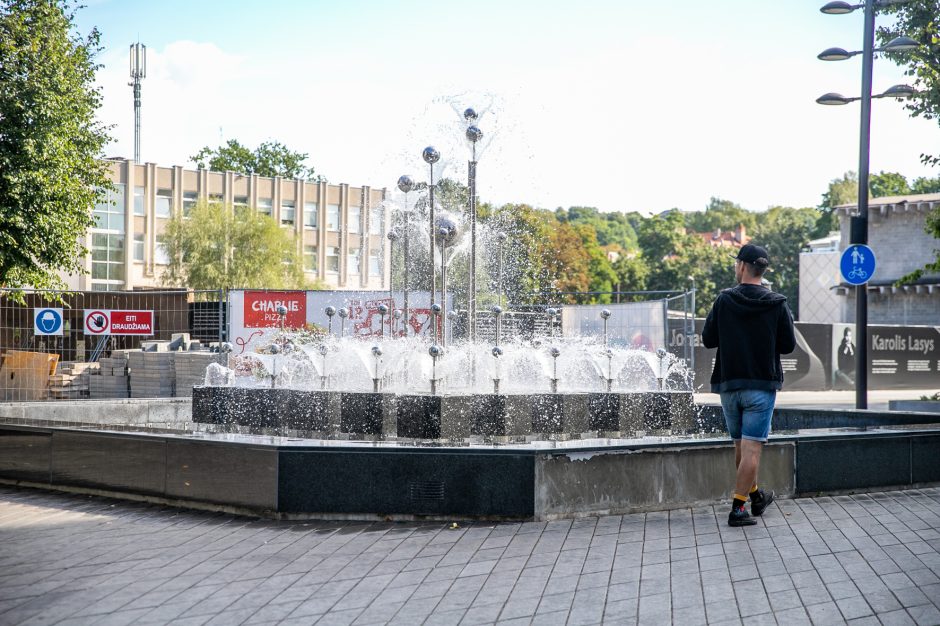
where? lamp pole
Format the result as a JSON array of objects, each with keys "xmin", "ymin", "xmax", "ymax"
[
  {"xmin": 817, "ymin": 0, "xmax": 918, "ymax": 409},
  {"xmin": 853, "ymin": 0, "xmax": 875, "ymax": 411}
]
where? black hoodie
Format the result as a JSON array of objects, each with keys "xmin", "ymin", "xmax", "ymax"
[{"xmin": 701, "ymin": 284, "xmax": 797, "ymax": 393}]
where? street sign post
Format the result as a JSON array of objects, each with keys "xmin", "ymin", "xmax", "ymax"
[{"xmin": 840, "ymin": 244, "xmax": 876, "ymax": 286}]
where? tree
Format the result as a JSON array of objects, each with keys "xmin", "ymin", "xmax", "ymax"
[
  {"xmin": 161, "ymin": 200, "xmax": 306, "ymax": 290},
  {"xmin": 191, "ymin": 139, "xmax": 324, "ymax": 181},
  {"xmin": 878, "ymin": 0, "xmax": 940, "ymax": 166},
  {"xmin": 0, "ymin": 0, "xmax": 110, "ymax": 294},
  {"xmin": 754, "ymin": 206, "xmax": 820, "ymax": 317},
  {"xmin": 869, "ymin": 171, "xmax": 911, "ymax": 197},
  {"xmin": 814, "ymin": 171, "xmax": 858, "ymax": 238},
  {"xmin": 685, "ymin": 197, "xmax": 758, "ymax": 235},
  {"xmin": 911, "ymin": 174, "xmax": 940, "ymax": 193}
]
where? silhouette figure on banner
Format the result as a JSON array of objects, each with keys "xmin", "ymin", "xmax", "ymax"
[{"xmin": 834, "ymin": 327, "xmax": 856, "ymax": 388}]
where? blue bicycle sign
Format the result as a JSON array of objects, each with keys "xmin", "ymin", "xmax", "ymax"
[{"xmin": 840, "ymin": 244, "xmax": 876, "ymax": 286}]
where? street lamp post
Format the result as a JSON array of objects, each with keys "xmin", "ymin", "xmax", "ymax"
[{"xmin": 817, "ymin": 0, "xmax": 918, "ymax": 409}]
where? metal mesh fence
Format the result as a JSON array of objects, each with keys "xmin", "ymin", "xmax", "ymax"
[{"xmin": 0, "ymin": 289, "xmax": 225, "ymax": 402}]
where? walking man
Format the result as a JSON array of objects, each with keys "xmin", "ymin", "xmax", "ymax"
[{"xmin": 702, "ymin": 244, "xmax": 796, "ymax": 527}]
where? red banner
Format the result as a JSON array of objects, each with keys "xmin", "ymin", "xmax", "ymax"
[{"xmin": 243, "ymin": 291, "xmax": 306, "ymax": 329}]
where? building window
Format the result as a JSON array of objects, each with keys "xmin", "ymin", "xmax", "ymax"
[
  {"xmin": 303, "ymin": 245, "xmax": 318, "ymax": 272},
  {"xmin": 348, "ymin": 205, "xmax": 361, "ymax": 234},
  {"xmin": 234, "ymin": 195, "xmax": 249, "ymax": 209},
  {"xmin": 156, "ymin": 188, "xmax": 172, "ymax": 217},
  {"xmin": 93, "ymin": 185, "xmax": 125, "ymax": 231},
  {"xmin": 258, "ymin": 198, "xmax": 273, "ymax": 216},
  {"xmin": 208, "ymin": 193, "xmax": 223, "ymax": 205},
  {"xmin": 183, "ymin": 191, "xmax": 198, "ymax": 216},
  {"xmin": 281, "ymin": 200, "xmax": 295, "ymax": 226},
  {"xmin": 370, "ymin": 207, "xmax": 383, "ymax": 235},
  {"xmin": 369, "ymin": 249, "xmax": 382, "ymax": 276},
  {"xmin": 133, "ymin": 233, "xmax": 145, "ymax": 262},
  {"xmin": 327, "ymin": 204, "xmax": 340, "ymax": 231},
  {"xmin": 348, "ymin": 247, "xmax": 361, "ymax": 275},
  {"xmin": 304, "ymin": 202, "xmax": 318, "ymax": 228},
  {"xmin": 91, "ymin": 233, "xmax": 125, "ymax": 288},
  {"xmin": 327, "ymin": 247, "xmax": 340, "ymax": 273},
  {"xmin": 155, "ymin": 235, "xmax": 170, "ymax": 265},
  {"xmin": 133, "ymin": 186, "xmax": 145, "ymax": 216}
]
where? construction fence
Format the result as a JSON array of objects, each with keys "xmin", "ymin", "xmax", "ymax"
[{"xmin": 0, "ymin": 289, "xmax": 225, "ymax": 402}]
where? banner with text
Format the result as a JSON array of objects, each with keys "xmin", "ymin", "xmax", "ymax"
[{"xmin": 83, "ymin": 310, "xmax": 154, "ymax": 336}]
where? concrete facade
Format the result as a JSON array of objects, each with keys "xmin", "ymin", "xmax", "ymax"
[
  {"xmin": 71, "ymin": 159, "xmax": 390, "ymax": 292},
  {"xmin": 833, "ymin": 193, "xmax": 940, "ymax": 325}
]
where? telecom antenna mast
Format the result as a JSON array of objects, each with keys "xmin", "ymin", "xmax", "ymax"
[{"xmin": 129, "ymin": 43, "xmax": 146, "ymax": 163}]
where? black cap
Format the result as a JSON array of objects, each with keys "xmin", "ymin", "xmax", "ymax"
[{"xmin": 733, "ymin": 243, "xmax": 770, "ymax": 266}]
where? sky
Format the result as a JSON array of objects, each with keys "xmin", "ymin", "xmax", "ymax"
[{"xmin": 76, "ymin": 0, "xmax": 940, "ymax": 215}]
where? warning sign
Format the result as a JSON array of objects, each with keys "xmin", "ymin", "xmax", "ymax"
[{"xmin": 83, "ymin": 310, "xmax": 154, "ymax": 335}]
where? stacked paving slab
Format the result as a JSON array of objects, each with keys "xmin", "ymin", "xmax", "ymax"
[
  {"xmin": 89, "ymin": 352, "xmax": 129, "ymax": 399},
  {"xmin": 128, "ymin": 352, "xmax": 176, "ymax": 398},
  {"xmin": 174, "ymin": 352, "xmax": 224, "ymax": 397},
  {"xmin": 47, "ymin": 362, "xmax": 96, "ymax": 399}
]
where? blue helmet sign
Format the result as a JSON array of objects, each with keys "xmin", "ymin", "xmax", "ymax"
[
  {"xmin": 840, "ymin": 244, "xmax": 876, "ymax": 286},
  {"xmin": 34, "ymin": 308, "xmax": 64, "ymax": 336}
]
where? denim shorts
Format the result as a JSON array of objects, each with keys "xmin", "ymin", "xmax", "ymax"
[{"xmin": 719, "ymin": 389, "xmax": 776, "ymax": 442}]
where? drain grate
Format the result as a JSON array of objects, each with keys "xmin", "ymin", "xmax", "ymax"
[{"xmin": 409, "ymin": 480, "xmax": 445, "ymax": 502}]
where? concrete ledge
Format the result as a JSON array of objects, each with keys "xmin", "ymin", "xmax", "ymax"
[
  {"xmin": 534, "ymin": 443, "xmax": 794, "ymax": 519},
  {"xmin": 888, "ymin": 400, "xmax": 940, "ymax": 414},
  {"xmin": 0, "ymin": 398, "xmax": 192, "ymax": 426}
]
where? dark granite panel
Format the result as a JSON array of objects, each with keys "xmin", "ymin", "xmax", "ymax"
[
  {"xmin": 51, "ymin": 432, "xmax": 166, "ymax": 495},
  {"xmin": 285, "ymin": 390, "xmax": 338, "ymax": 432},
  {"xmin": 165, "ymin": 440, "xmax": 278, "ymax": 510},
  {"xmin": 192, "ymin": 386, "xmax": 222, "ymax": 424},
  {"xmin": 796, "ymin": 437, "xmax": 911, "ymax": 492},
  {"xmin": 278, "ymin": 450, "xmax": 534, "ymax": 518},
  {"xmin": 589, "ymin": 393, "xmax": 646, "ymax": 433},
  {"xmin": 341, "ymin": 392, "xmax": 387, "ymax": 435},
  {"xmin": 912, "ymin": 435, "xmax": 940, "ymax": 483},
  {"xmin": 532, "ymin": 395, "xmax": 565, "ymax": 433},
  {"xmin": 472, "ymin": 395, "xmax": 509, "ymax": 436},
  {"xmin": 397, "ymin": 395, "xmax": 442, "ymax": 439},
  {"xmin": 0, "ymin": 427, "xmax": 51, "ymax": 483}
]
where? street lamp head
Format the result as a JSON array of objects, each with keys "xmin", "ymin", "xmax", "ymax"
[
  {"xmin": 816, "ymin": 92, "xmax": 854, "ymax": 105},
  {"xmin": 820, "ymin": 1, "xmax": 857, "ymax": 13},
  {"xmin": 422, "ymin": 146, "xmax": 440, "ymax": 164},
  {"xmin": 818, "ymin": 47, "xmax": 854, "ymax": 61},
  {"xmin": 882, "ymin": 36, "xmax": 919, "ymax": 53},
  {"xmin": 397, "ymin": 175, "xmax": 414, "ymax": 193},
  {"xmin": 880, "ymin": 83, "xmax": 915, "ymax": 98}
]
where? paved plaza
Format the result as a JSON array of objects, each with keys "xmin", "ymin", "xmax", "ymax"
[{"xmin": 0, "ymin": 486, "xmax": 939, "ymax": 625}]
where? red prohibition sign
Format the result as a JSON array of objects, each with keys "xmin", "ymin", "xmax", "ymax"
[{"xmin": 85, "ymin": 310, "xmax": 109, "ymax": 334}]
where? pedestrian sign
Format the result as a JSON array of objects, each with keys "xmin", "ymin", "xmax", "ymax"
[
  {"xmin": 34, "ymin": 308, "xmax": 64, "ymax": 336},
  {"xmin": 840, "ymin": 244, "xmax": 876, "ymax": 286}
]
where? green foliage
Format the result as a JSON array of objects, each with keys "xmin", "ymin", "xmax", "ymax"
[
  {"xmin": 814, "ymin": 171, "xmax": 858, "ymax": 238},
  {"xmin": 556, "ymin": 206, "xmax": 639, "ymax": 251},
  {"xmin": 877, "ymin": 0, "xmax": 940, "ymax": 166},
  {"xmin": 191, "ymin": 139, "xmax": 324, "ymax": 181},
  {"xmin": 0, "ymin": 0, "xmax": 110, "ymax": 296},
  {"xmin": 869, "ymin": 171, "xmax": 911, "ymax": 197},
  {"xmin": 161, "ymin": 200, "xmax": 305, "ymax": 290},
  {"xmin": 911, "ymin": 175, "xmax": 940, "ymax": 193},
  {"xmin": 685, "ymin": 197, "xmax": 758, "ymax": 235},
  {"xmin": 753, "ymin": 206, "xmax": 820, "ymax": 314}
]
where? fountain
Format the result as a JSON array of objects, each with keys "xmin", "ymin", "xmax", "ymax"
[{"xmin": 5, "ymin": 98, "xmax": 936, "ymax": 524}]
